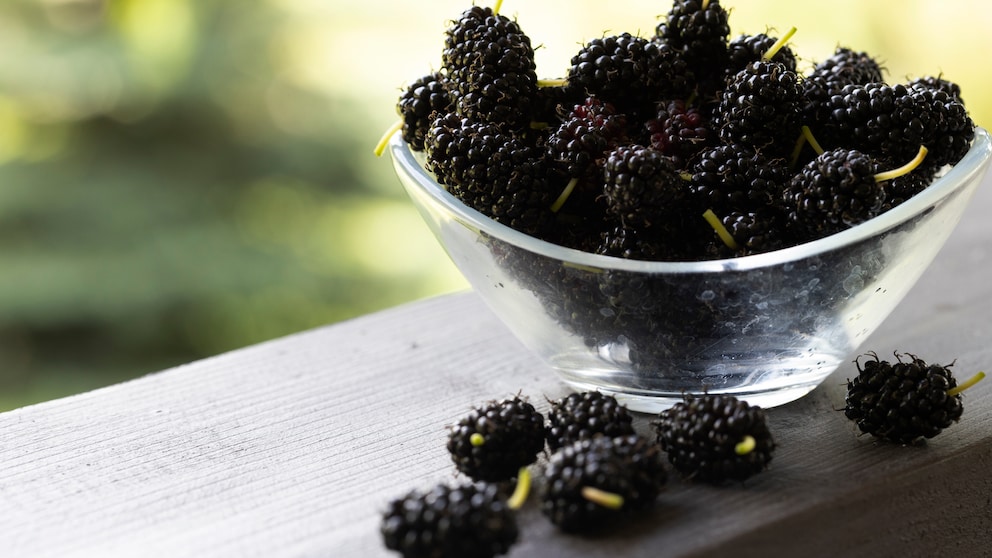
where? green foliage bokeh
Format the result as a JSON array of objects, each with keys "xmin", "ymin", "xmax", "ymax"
[{"xmin": 1, "ymin": 0, "xmax": 988, "ymax": 410}]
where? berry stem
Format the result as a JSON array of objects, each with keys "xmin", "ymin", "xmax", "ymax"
[
  {"xmin": 507, "ymin": 466, "xmax": 531, "ymax": 510},
  {"xmin": 550, "ymin": 177, "xmax": 580, "ymax": 213},
  {"xmin": 470, "ymin": 433, "xmax": 486, "ymax": 447},
  {"xmin": 581, "ymin": 486, "xmax": 625, "ymax": 510},
  {"xmin": 947, "ymin": 371, "xmax": 986, "ymax": 396},
  {"xmin": 701, "ymin": 0, "xmax": 711, "ymax": 10},
  {"xmin": 761, "ymin": 26, "xmax": 797, "ymax": 61},
  {"xmin": 874, "ymin": 145, "xmax": 929, "ymax": 183},
  {"xmin": 788, "ymin": 129, "xmax": 807, "ymax": 168},
  {"xmin": 374, "ymin": 119, "xmax": 404, "ymax": 157},
  {"xmin": 735, "ymin": 435, "xmax": 757, "ymax": 456},
  {"xmin": 493, "ymin": 0, "xmax": 504, "ymax": 15},
  {"xmin": 537, "ymin": 78, "xmax": 568, "ymax": 88},
  {"xmin": 703, "ymin": 209, "xmax": 740, "ymax": 251},
  {"xmin": 801, "ymin": 125, "xmax": 825, "ymax": 156}
]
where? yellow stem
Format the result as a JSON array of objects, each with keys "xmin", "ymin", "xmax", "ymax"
[
  {"xmin": 493, "ymin": 0, "xmax": 503, "ymax": 15},
  {"xmin": 537, "ymin": 78, "xmax": 568, "ymax": 88},
  {"xmin": 947, "ymin": 371, "xmax": 986, "ymax": 397},
  {"xmin": 507, "ymin": 467, "xmax": 531, "ymax": 510},
  {"xmin": 762, "ymin": 26, "xmax": 797, "ymax": 61},
  {"xmin": 789, "ymin": 129, "xmax": 808, "ymax": 168},
  {"xmin": 874, "ymin": 145, "xmax": 929, "ymax": 182},
  {"xmin": 701, "ymin": 0, "xmax": 710, "ymax": 10},
  {"xmin": 581, "ymin": 486, "xmax": 624, "ymax": 510},
  {"xmin": 735, "ymin": 435, "xmax": 756, "ymax": 456},
  {"xmin": 801, "ymin": 125, "xmax": 825, "ymax": 156},
  {"xmin": 374, "ymin": 119, "xmax": 404, "ymax": 157},
  {"xmin": 703, "ymin": 209, "xmax": 740, "ymax": 251},
  {"xmin": 550, "ymin": 177, "xmax": 580, "ymax": 213}
]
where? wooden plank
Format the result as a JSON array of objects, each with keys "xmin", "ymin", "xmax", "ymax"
[{"xmin": 2, "ymin": 173, "xmax": 992, "ymax": 557}]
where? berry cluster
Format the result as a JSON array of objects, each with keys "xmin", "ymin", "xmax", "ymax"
[
  {"xmin": 392, "ymin": 0, "xmax": 975, "ymax": 259},
  {"xmin": 382, "ymin": 351, "xmax": 983, "ymax": 556},
  {"xmin": 381, "ymin": 390, "xmax": 779, "ymax": 556}
]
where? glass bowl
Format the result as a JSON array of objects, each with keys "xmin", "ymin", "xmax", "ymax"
[{"xmin": 389, "ymin": 128, "xmax": 992, "ymax": 413}]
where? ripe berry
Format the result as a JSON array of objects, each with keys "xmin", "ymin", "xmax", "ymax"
[
  {"xmin": 447, "ymin": 396, "xmax": 546, "ymax": 482},
  {"xmin": 424, "ymin": 113, "xmax": 556, "ymax": 237},
  {"xmin": 652, "ymin": 393, "xmax": 775, "ymax": 483},
  {"xmin": 545, "ymin": 391, "xmax": 636, "ymax": 451},
  {"xmin": 381, "ymin": 482, "xmax": 518, "ymax": 558},
  {"xmin": 716, "ymin": 60, "xmax": 803, "ymax": 158},
  {"xmin": 567, "ymin": 33, "xmax": 693, "ymax": 117},
  {"xmin": 540, "ymin": 434, "xmax": 667, "ymax": 532},
  {"xmin": 643, "ymin": 99, "xmax": 714, "ymax": 170},
  {"xmin": 442, "ymin": 6, "xmax": 538, "ymax": 131},
  {"xmin": 397, "ymin": 72, "xmax": 454, "ymax": 151},
  {"xmin": 844, "ymin": 352, "xmax": 984, "ymax": 444}
]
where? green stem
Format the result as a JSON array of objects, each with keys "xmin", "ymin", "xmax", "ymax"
[
  {"xmin": 550, "ymin": 177, "xmax": 579, "ymax": 213},
  {"xmin": 735, "ymin": 435, "xmax": 756, "ymax": 456},
  {"xmin": 947, "ymin": 371, "xmax": 986, "ymax": 396},
  {"xmin": 762, "ymin": 27, "xmax": 797, "ymax": 61},
  {"xmin": 801, "ymin": 125, "xmax": 825, "ymax": 156},
  {"xmin": 581, "ymin": 486, "xmax": 624, "ymax": 510},
  {"xmin": 874, "ymin": 146, "xmax": 928, "ymax": 182},
  {"xmin": 703, "ymin": 209, "xmax": 740, "ymax": 251},
  {"xmin": 374, "ymin": 119, "xmax": 404, "ymax": 157},
  {"xmin": 507, "ymin": 467, "xmax": 531, "ymax": 510}
]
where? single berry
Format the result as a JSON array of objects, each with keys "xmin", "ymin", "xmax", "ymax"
[
  {"xmin": 689, "ymin": 142, "xmax": 790, "ymax": 216},
  {"xmin": 447, "ymin": 396, "xmax": 546, "ymax": 482},
  {"xmin": 381, "ymin": 482, "xmax": 518, "ymax": 558},
  {"xmin": 652, "ymin": 393, "xmax": 775, "ymax": 483},
  {"xmin": 643, "ymin": 99, "xmax": 714, "ymax": 170},
  {"xmin": 844, "ymin": 352, "xmax": 984, "ymax": 444},
  {"xmin": 781, "ymin": 147, "xmax": 885, "ymax": 241},
  {"xmin": 442, "ymin": 6, "xmax": 538, "ymax": 131},
  {"xmin": 545, "ymin": 391, "xmax": 636, "ymax": 451},
  {"xmin": 716, "ymin": 60, "xmax": 803, "ymax": 158},
  {"xmin": 545, "ymin": 97, "xmax": 630, "ymax": 186},
  {"xmin": 602, "ymin": 144, "xmax": 692, "ymax": 230},
  {"xmin": 397, "ymin": 72, "xmax": 454, "ymax": 151},
  {"xmin": 801, "ymin": 47, "xmax": 886, "ymax": 134},
  {"xmin": 782, "ymin": 145, "xmax": 929, "ymax": 241},
  {"xmin": 424, "ymin": 113, "xmax": 556, "ymax": 237},
  {"xmin": 655, "ymin": 0, "xmax": 730, "ymax": 93},
  {"xmin": 567, "ymin": 33, "xmax": 693, "ymax": 117},
  {"xmin": 820, "ymin": 82, "xmax": 974, "ymax": 168},
  {"xmin": 540, "ymin": 434, "xmax": 667, "ymax": 532}
]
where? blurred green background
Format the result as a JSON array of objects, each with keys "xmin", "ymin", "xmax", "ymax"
[{"xmin": 2, "ymin": 0, "xmax": 990, "ymax": 411}]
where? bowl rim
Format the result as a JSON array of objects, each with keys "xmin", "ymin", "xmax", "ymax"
[{"xmin": 390, "ymin": 127, "xmax": 992, "ymax": 273}]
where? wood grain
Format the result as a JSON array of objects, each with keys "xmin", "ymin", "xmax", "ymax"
[{"xmin": 2, "ymin": 176, "xmax": 992, "ymax": 557}]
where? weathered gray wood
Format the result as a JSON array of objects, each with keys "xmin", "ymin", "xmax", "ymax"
[{"xmin": 2, "ymin": 173, "xmax": 992, "ymax": 557}]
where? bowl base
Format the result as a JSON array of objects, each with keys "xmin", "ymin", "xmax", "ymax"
[
  {"xmin": 559, "ymin": 378, "xmax": 823, "ymax": 414},
  {"xmin": 550, "ymin": 346, "xmax": 843, "ymax": 413}
]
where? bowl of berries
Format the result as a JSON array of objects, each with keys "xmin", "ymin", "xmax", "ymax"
[{"xmin": 382, "ymin": 1, "xmax": 991, "ymax": 412}]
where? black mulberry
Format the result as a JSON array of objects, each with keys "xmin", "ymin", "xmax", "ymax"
[
  {"xmin": 652, "ymin": 393, "xmax": 775, "ymax": 483},
  {"xmin": 545, "ymin": 391, "xmax": 636, "ymax": 451},
  {"xmin": 447, "ymin": 396, "xmax": 546, "ymax": 482},
  {"xmin": 844, "ymin": 352, "xmax": 977, "ymax": 444},
  {"xmin": 541, "ymin": 434, "xmax": 667, "ymax": 532},
  {"xmin": 381, "ymin": 482, "xmax": 518, "ymax": 558}
]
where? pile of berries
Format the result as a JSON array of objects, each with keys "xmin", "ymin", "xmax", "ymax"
[
  {"xmin": 392, "ymin": 0, "xmax": 975, "ymax": 259},
  {"xmin": 382, "ymin": 391, "xmax": 776, "ymax": 557},
  {"xmin": 380, "ymin": 357, "xmax": 983, "ymax": 556}
]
